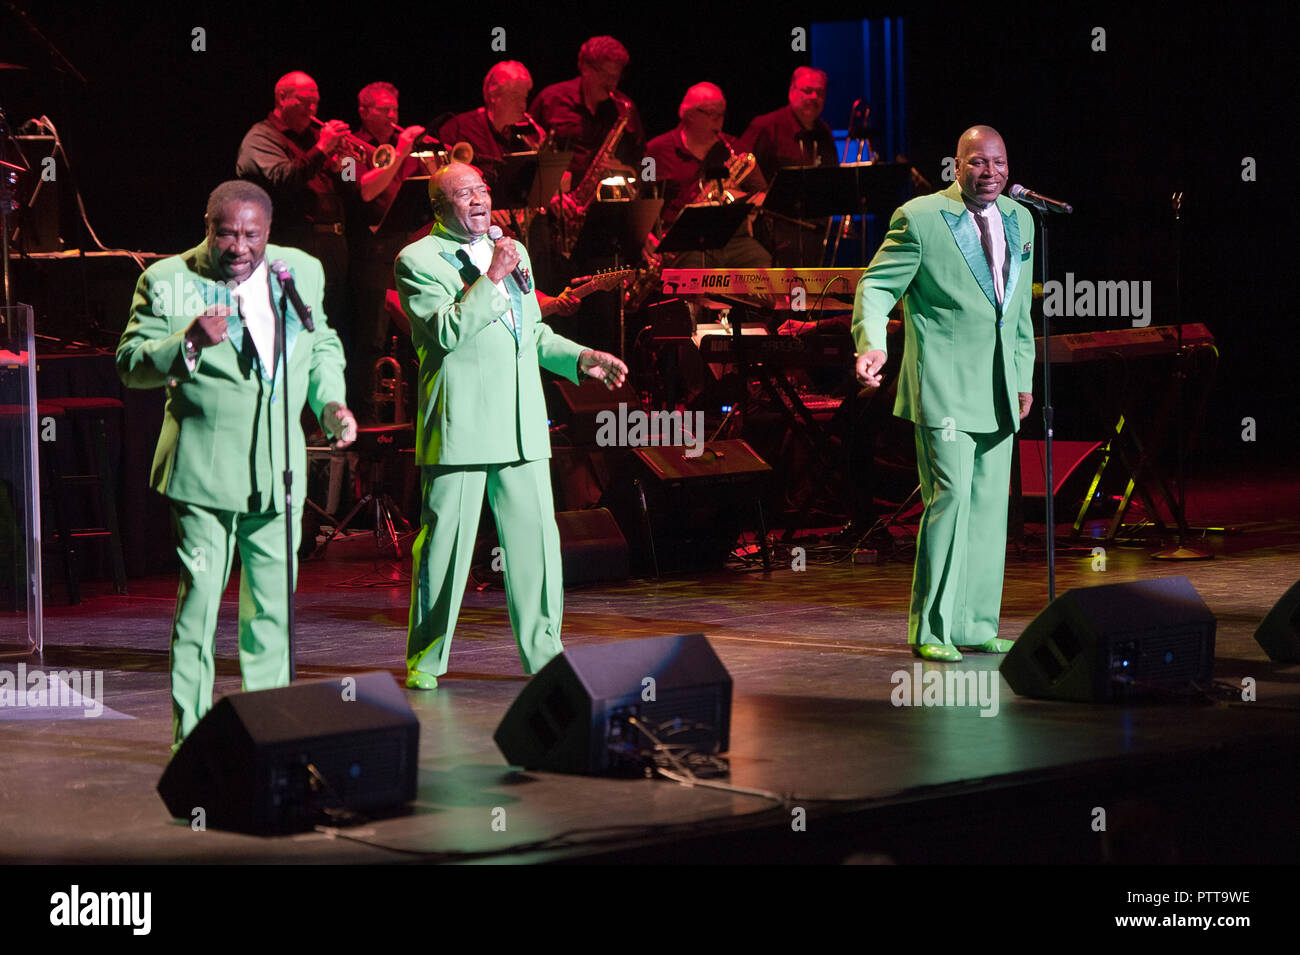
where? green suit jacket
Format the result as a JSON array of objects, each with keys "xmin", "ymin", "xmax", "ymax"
[
  {"xmin": 852, "ymin": 182, "xmax": 1036, "ymax": 433},
  {"xmin": 117, "ymin": 243, "xmax": 347, "ymax": 513},
  {"xmin": 394, "ymin": 226, "xmax": 585, "ymax": 466}
]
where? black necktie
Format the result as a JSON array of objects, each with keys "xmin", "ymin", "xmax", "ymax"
[{"xmin": 972, "ymin": 210, "xmax": 1002, "ymax": 305}]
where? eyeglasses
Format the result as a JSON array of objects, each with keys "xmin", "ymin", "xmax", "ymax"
[{"xmin": 691, "ymin": 107, "xmax": 726, "ymax": 119}]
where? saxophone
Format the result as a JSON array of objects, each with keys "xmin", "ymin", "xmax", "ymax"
[
  {"xmin": 693, "ymin": 134, "xmax": 757, "ymax": 205},
  {"xmin": 558, "ymin": 92, "xmax": 635, "ymax": 257}
]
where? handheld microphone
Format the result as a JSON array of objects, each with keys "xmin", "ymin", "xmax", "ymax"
[
  {"xmin": 269, "ymin": 260, "xmax": 314, "ymax": 331},
  {"xmin": 486, "ymin": 225, "xmax": 532, "ymax": 293},
  {"xmin": 1009, "ymin": 184, "xmax": 1073, "ymax": 215}
]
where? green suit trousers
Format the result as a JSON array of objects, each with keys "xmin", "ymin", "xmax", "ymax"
[
  {"xmin": 908, "ymin": 317, "xmax": 1018, "ymax": 650},
  {"xmin": 909, "ymin": 399, "xmax": 1015, "ymax": 647},
  {"xmin": 407, "ymin": 458, "xmax": 564, "ymax": 678},
  {"xmin": 169, "ymin": 500, "xmax": 300, "ymax": 745}
]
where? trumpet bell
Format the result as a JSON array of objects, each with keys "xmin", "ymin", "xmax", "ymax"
[
  {"xmin": 372, "ymin": 353, "xmax": 406, "ymax": 425},
  {"xmin": 371, "ymin": 143, "xmax": 397, "ymax": 169}
]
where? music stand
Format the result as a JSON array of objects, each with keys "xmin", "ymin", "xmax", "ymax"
[
  {"xmin": 528, "ymin": 145, "xmax": 574, "ymax": 212},
  {"xmin": 658, "ymin": 201, "xmax": 753, "ymax": 259},
  {"xmin": 372, "ymin": 173, "xmax": 433, "ymax": 236},
  {"xmin": 491, "ymin": 152, "xmax": 541, "ymax": 210},
  {"xmin": 568, "ymin": 197, "xmax": 662, "ymax": 263},
  {"xmin": 568, "ymin": 197, "xmax": 663, "ymax": 358},
  {"xmin": 765, "ymin": 163, "xmax": 914, "ymax": 265}
]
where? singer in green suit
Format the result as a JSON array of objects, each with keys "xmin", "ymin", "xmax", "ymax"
[
  {"xmin": 395, "ymin": 163, "xmax": 627, "ymax": 689},
  {"xmin": 118, "ymin": 181, "xmax": 357, "ymax": 745},
  {"xmin": 852, "ymin": 127, "xmax": 1036, "ymax": 662}
]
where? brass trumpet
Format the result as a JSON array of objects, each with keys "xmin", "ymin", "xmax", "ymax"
[
  {"xmin": 308, "ymin": 116, "xmax": 372, "ymax": 163},
  {"xmin": 372, "ymin": 339, "xmax": 406, "ymax": 425},
  {"xmin": 372, "ymin": 122, "xmax": 473, "ymax": 172}
]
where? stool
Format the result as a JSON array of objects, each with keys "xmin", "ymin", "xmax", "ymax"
[{"xmin": 41, "ymin": 396, "xmax": 128, "ymax": 604}]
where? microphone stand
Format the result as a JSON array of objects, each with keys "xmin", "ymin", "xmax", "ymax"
[
  {"xmin": 1154, "ymin": 190, "xmax": 1212, "ymax": 560},
  {"xmin": 273, "ymin": 285, "xmax": 298, "ymax": 680},
  {"xmin": 1013, "ymin": 197, "xmax": 1056, "ymax": 600},
  {"xmin": 1036, "ymin": 204, "xmax": 1057, "ymax": 600},
  {"xmin": 1013, "ymin": 186, "xmax": 1078, "ymax": 600}
]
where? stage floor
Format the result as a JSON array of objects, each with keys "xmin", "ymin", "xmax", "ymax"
[{"xmin": 3, "ymin": 464, "xmax": 1298, "ymax": 865}]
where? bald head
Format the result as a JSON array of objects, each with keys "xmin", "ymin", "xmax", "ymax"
[
  {"xmin": 955, "ymin": 125, "xmax": 1009, "ymax": 208},
  {"xmin": 274, "ymin": 71, "xmax": 319, "ymax": 133},
  {"xmin": 678, "ymin": 81, "xmax": 726, "ymax": 138},
  {"xmin": 275, "ymin": 71, "xmax": 315, "ymax": 101},
  {"xmin": 956, "ymin": 125, "xmax": 1005, "ymax": 159},
  {"xmin": 429, "ymin": 162, "xmax": 491, "ymax": 237},
  {"xmin": 679, "ymin": 82, "xmax": 725, "ymax": 118}
]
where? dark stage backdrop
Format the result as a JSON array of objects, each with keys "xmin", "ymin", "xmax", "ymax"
[{"xmin": 3, "ymin": 1, "xmax": 1295, "ymax": 465}]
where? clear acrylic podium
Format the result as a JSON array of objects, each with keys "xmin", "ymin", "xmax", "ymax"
[{"xmin": 1, "ymin": 303, "xmax": 43, "ymax": 658}]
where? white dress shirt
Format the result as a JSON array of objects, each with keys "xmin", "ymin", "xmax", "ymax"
[
  {"xmin": 463, "ymin": 233, "xmax": 515, "ymax": 331},
  {"xmin": 970, "ymin": 201, "xmax": 1008, "ymax": 305},
  {"xmin": 232, "ymin": 260, "xmax": 278, "ymax": 373}
]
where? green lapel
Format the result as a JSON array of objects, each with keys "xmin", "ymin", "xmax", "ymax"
[
  {"xmin": 999, "ymin": 198, "xmax": 1022, "ymax": 305},
  {"xmin": 185, "ymin": 243, "xmax": 303, "ymax": 383},
  {"xmin": 186, "ymin": 242, "xmax": 249, "ymax": 365},
  {"xmin": 939, "ymin": 184, "xmax": 999, "ymax": 311},
  {"xmin": 433, "ymin": 225, "xmax": 519, "ymax": 349},
  {"xmin": 437, "ymin": 246, "xmax": 479, "ymax": 286}
]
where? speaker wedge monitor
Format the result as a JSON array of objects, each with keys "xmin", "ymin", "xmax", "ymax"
[
  {"xmin": 1253, "ymin": 579, "xmax": 1300, "ymax": 663},
  {"xmin": 494, "ymin": 633, "xmax": 732, "ymax": 776},
  {"xmin": 1000, "ymin": 576, "xmax": 1216, "ymax": 702},
  {"xmin": 555, "ymin": 507, "xmax": 630, "ymax": 585},
  {"xmin": 600, "ymin": 439, "xmax": 771, "ymax": 575},
  {"xmin": 158, "ymin": 671, "xmax": 419, "ymax": 835}
]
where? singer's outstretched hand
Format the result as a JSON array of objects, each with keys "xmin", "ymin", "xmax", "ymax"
[
  {"xmin": 323, "ymin": 402, "xmax": 358, "ymax": 449},
  {"xmin": 578, "ymin": 349, "xmax": 628, "ymax": 390}
]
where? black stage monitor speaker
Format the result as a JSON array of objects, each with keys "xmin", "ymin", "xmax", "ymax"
[
  {"xmin": 600, "ymin": 439, "xmax": 771, "ymax": 574},
  {"xmin": 1000, "ymin": 576, "xmax": 1216, "ymax": 702},
  {"xmin": 494, "ymin": 633, "xmax": 732, "ymax": 775},
  {"xmin": 158, "ymin": 671, "xmax": 419, "ymax": 834},
  {"xmin": 1254, "ymin": 579, "xmax": 1300, "ymax": 663},
  {"xmin": 555, "ymin": 507, "xmax": 629, "ymax": 585}
]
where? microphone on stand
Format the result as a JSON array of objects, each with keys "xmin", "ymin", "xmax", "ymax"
[
  {"xmin": 487, "ymin": 225, "xmax": 532, "ymax": 293},
  {"xmin": 1009, "ymin": 184, "xmax": 1073, "ymax": 215},
  {"xmin": 269, "ymin": 259, "xmax": 314, "ymax": 331}
]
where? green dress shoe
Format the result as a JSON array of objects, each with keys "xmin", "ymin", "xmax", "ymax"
[
  {"xmin": 967, "ymin": 638, "xmax": 1014, "ymax": 653},
  {"xmin": 405, "ymin": 671, "xmax": 438, "ymax": 690},
  {"xmin": 911, "ymin": 643, "xmax": 964, "ymax": 662}
]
